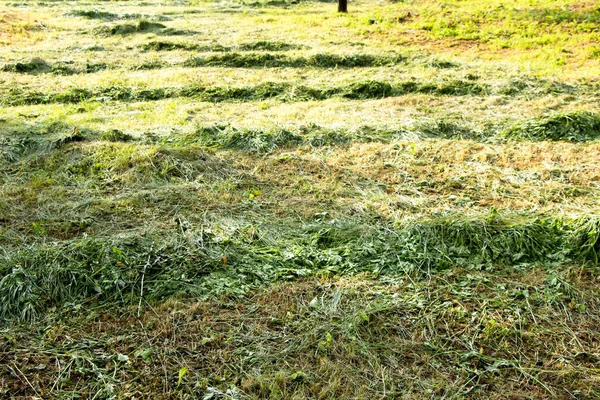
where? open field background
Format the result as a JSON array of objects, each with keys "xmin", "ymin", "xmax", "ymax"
[{"xmin": 1, "ymin": 0, "xmax": 600, "ymax": 398}]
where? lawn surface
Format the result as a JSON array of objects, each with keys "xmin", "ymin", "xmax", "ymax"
[{"xmin": 1, "ymin": 0, "xmax": 600, "ymax": 398}]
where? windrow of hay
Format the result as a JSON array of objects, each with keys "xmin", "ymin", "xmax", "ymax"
[
  {"xmin": 68, "ymin": 10, "xmax": 168, "ymax": 21},
  {"xmin": 0, "ymin": 80, "xmax": 490, "ymax": 106},
  {"xmin": 1, "ymin": 213, "xmax": 599, "ymax": 322},
  {"xmin": 92, "ymin": 19, "xmax": 190, "ymax": 36},
  {"xmin": 5, "ymin": 78, "xmax": 600, "ymax": 106},
  {"xmin": 504, "ymin": 111, "xmax": 600, "ymax": 141},
  {"xmin": 140, "ymin": 39, "xmax": 305, "ymax": 52},
  {"xmin": 0, "ymin": 53, "xmax": 404, "ymax": 75},
  {"xmin": 183, "ymin": 53, "xmax": 406, "ymax": 68},
  {"xmin": 4, "ymin": 118, "xmax": 600, "ymax": 170}
]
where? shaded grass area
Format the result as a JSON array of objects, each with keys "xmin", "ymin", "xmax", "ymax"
[
  {"xmin": 2, "ymin": 261, "xmax": 599, "ymax": 398},
  {"xmin": 1, "ymin": 212, "xmax": 599, "ymax": 323}
]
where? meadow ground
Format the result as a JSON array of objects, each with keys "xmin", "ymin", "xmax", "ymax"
[{"xmin": 1, "ymin": 0, "xmax": 600, "ymax": 398}]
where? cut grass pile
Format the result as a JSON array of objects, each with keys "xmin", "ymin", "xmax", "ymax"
[
  {"xmin": 0, "ymin": 56, "xmax": 49, "ymax": 73},
  {"xmin": 5, "ymin": 115, "xmax": 599, "ymax": 168},
  {"xmin": 68, "ymin": 10, "xmax": 168, "ymax": 21},
  {"xmin": 183, "ymin": 52, "xmax": 405, "ymax": 68},
  {"xmin": 188, "ymin": 123, "xmax": 389, "ymax": 151},
  {"xmin": 6, "ymin": 70, "xmax": 599, "ymax": 106},
  {"xmin": 141, "ymin": 40, "xmax": 304, "ymax": 52},
  {"xmin": 238, "ymin": 40, "xmax": 304, "ymax": 51},
  {"xmin": 1, "ymin": 58, "xmax": 108, "ymax": 75},
  {"xmin": 1, "ymin": 53, "xmax": 405, "ymax": 75},
  {"xmin": 69, "ymin": 9, "xmax": 120, "ymax": 20},
  {"xmin": 141, "ymin": 40, "xmax": 214, "ymax": 52},
  {"xmin": 505, "ymin": 111, "xmax": 600, "ymax": 142},
  {"xmin": 1, "ymin": 213, "xmax": 599, "ymax": 323},
  {"xmin": 92, "ymin": 19, "xmax": 186, "ymax": 36},
  {"xmin": 2, "ymin": 79, "xmax": 490, "ymax": 106}
]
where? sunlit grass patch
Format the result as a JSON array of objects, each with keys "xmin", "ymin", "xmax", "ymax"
[{"xmin": 0, "ymin": 7, "xmax": 45, "ymax": 44}]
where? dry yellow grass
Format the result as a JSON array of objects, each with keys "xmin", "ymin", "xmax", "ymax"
[{"xmin": 0, "ymin": 8, "xmax": 45, "ymax": 44}]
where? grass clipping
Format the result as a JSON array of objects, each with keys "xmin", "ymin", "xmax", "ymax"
[
  {"xmin": 505, "ymin": 111, "xmax": 600, "ymax": 141},
  {"xmin": 1, "ymin": 213, "xmax": 599, "ymax": 322}
]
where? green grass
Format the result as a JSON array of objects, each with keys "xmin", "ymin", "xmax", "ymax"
[
  {"xmin": 1, "ymin": 56, "xmax": 50, "ymax": 73},
  {"xmin": 183, "ymin": 52, "xmax": 405, "ymax": 68},
  {"xmin": 3, "ymin": 269, "xmax": 599, "ymax": 398},
  {"xmin": 1, "ymin": 0, "xmax": 600, "ymax": 397},
  {"xmin": 2, "ymin": 213, "xmax": 599, "ymax": 322},
  {"xmin": 94, "ymin": 20, "xmax": 168, "ymax": 36},
  {"xmin": 1, "ymin": 52, "xmax": 404, "ymax": 74},
  {"xmin": 69, "ymin": 9, "xmax": 121, "ymax": 20},
  {"xmin": 0, "ymin": 79, "xmax": 493, "ymax": 106},
  {"xmin": 505, "ymin": 111, "xmax": 600, "ymax": 141}
]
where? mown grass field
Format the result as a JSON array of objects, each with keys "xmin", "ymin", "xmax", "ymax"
[{"xmin": 1, "ymin": 0, "xmax": 600, "ymax": 398}]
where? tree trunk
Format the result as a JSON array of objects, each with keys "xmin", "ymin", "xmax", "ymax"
[{"xmin": 338, "ymin": 0, "xmax": 347, "ymax": 13}]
